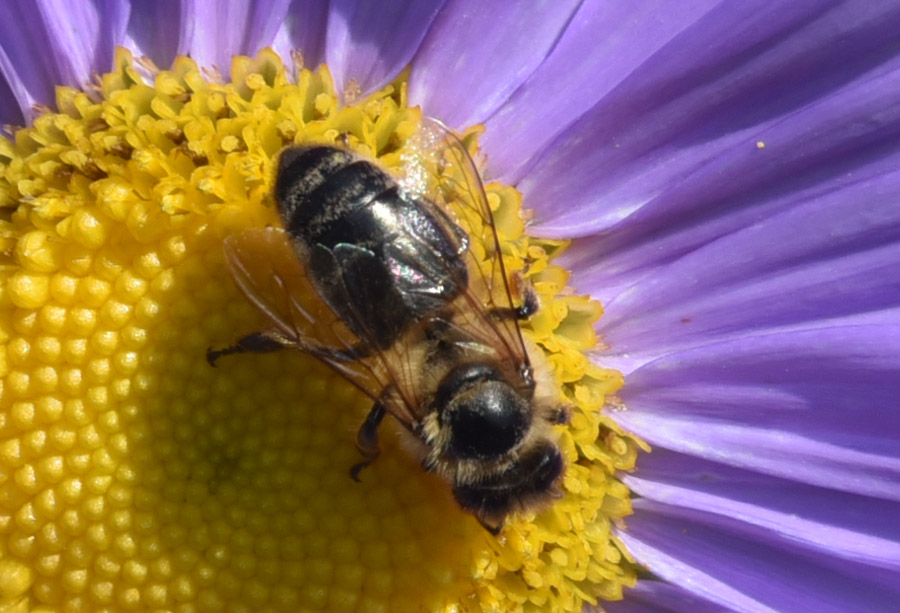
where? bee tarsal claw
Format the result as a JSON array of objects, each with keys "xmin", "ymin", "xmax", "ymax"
[
  {"xmin": 206, "ymin": 346, "xmax": 223, "ymax": 367},
  {"xmin": 349, "ymin": 462, "xmax": 369, "ymax": 482}
]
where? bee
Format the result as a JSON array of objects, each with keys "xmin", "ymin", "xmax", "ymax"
[{"xmin": 208, "ymin": 120, "xmax": 569, "ymax": 534}]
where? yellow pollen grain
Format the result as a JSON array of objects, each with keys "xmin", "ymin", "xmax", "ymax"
[{"xmin": 0, "ymin": 48, "xmax": 640, "ymax": 612}]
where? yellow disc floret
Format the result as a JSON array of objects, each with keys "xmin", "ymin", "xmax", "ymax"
[{"xmin": 0, "ymin": 48, "xmax": 641, "ymax": 612}]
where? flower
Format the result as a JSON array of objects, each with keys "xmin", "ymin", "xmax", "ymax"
[{"xmin": 0, "ymin": 2, "xmax": 898, "ymax": 613}]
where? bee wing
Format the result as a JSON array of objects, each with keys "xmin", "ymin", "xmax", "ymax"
[
  {"xmin": 402, "ymin": 118, "xmax": 532, "ymax": 382},
  {"xmin": 224, "ymin": 227, "xmax": 350, "ymax": 347},
  {"xmin": 222, "ymin": 227, "xmax": 420, "ymax": 425}
]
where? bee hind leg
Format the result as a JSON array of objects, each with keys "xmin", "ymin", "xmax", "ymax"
[
  {"xmin": 350, "ymin": 400, "xmax": 387, "ymax": 481},
  {"xmin": 206, "ymin": 330, "xmax": 291, "ymax": 366}
]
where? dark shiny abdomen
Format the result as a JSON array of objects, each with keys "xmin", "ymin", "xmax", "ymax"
[{"xmin": 275, "ymin": 146, "xmax": 468, "ymax": 349}]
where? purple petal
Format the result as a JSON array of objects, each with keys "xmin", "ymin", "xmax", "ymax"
[
  {"xmin": 483, "ymin": 0, "xmax": 720, "ymax": 182},
  {"xmin": 613, "ymin": 326, "xmax": 900, "ymax": 501},
  {"xmin": 603, "ymin": 580, "xmax": 732, "ymax": 613},
  {"xmin": 44, "ymin": 0, "xmax": 129, "ymax": 84},
  {"xmin": 0, "ymin": 45, "xmax": 31, "ymax": 127},
  {"xmin": 408, "ymin": 0, "xmax": 582, "ymax": 129},
  {"xmin": 123, "ymin": 0, "xmax": 181, "ymax": 68},
  {"xmin": 272, "ymin": 0, "xmax": 330, "ymax": 70},
  {"xmin": 0, "ymin": 0, "xmax": 129, "ymax": 120},
  {"xmin": 180, "ymin": 0, "xmax": 291, "ymax": 72},
  {"xmin": 244, "ymin": 0, "xmax": 294, "ymax": 56},
  {"xmin": 0, "ymin": 65, "xmax": 23, "ymax": 127},
  {"xmin": 326, "ymin": 0, "xmax": 446, "ymax": 99},
  {"xmin": 518, "ymin": 2, "xmax": 900, "ymax": 236},
  {"xmin": 582, "ymin": 161, "xmax": 900, "ymax": 355},
  {"xmin": 626, "ymin": 449, "xmax": 900, "ymax": 572},
  {"xmin": 618, "ymin": 500, "xmax": 900, "ymax": 613}
]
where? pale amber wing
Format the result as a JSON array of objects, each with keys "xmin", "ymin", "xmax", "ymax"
[
  {"xmin": 222, "ymin": 227, "xmax": 421, "ymax": 425},
  {"xmin": 402, "ymin": 118, "xmax": 532, "ymax": 387}
]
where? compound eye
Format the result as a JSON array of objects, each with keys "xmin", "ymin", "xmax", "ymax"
[{"xmin": 445, "ymin": 381, "xmax": 530, "ymax": 459}]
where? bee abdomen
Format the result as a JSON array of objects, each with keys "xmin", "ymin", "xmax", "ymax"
[
  {"xmin": 275, "ymin": 146, "xmax": 355, "ymax": 216},
  {"xmin": 273, "ymin": 144, "xmax": 468, "ymax": 350},
  {"xmin": 277, "ymin": 147, "xmax": 400, "ymax": 250}
]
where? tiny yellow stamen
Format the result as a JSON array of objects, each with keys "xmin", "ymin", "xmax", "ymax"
[{"xmin": 0, "ymin": 48, "xmax": 642, "ymax": 612}]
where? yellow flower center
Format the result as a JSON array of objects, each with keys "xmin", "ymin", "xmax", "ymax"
[{"xmin": 0, "ymin": 48, "xmax": 642, "ymax": 612}]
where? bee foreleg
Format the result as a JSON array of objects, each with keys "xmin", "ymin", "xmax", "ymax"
[
  {"xmin": 350, "ymin": 398, "xmax": 387, "ymax": 481},
  {"xmin": 206, "ymin": 330, "xmax": 291, "ymax": 366}
]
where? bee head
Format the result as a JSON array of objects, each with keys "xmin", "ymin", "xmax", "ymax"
[
  {"xmin": 436, "ymin": 363, "xmax": 532, "ymax": 460},
  {"xmin": 451, "ymin": 441, "xmax": 565, "ymax": 532}
]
